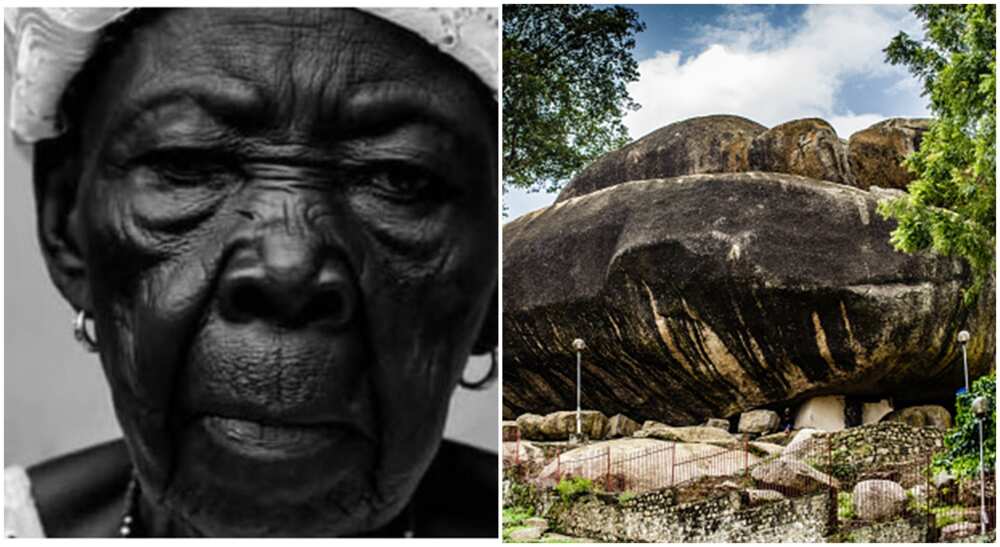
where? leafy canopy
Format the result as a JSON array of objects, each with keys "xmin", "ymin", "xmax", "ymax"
[
  {"xmin": 878, "ymin": 4, "xmax": 996, "ymax": 303},
  {"xmin": 503, "ymin": 5, "xmax": 645, "ymax": 194}
]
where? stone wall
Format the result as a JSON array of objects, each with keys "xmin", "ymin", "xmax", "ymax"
[
  {"xmin": 511, "ymin": 481, "xmax": 835, "ymax": 542},
  {"xmin": 829, "ymin": 516, "xmax": 930, "ymax": 543}
]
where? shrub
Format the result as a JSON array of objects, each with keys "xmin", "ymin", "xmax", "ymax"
[
  {"xmin": 555, "ymin": 477, "xmax": 593, "ymax": 502},
  {"xmin": 935, "ymin": 372, "xmax": 996, "ymax": 479}
]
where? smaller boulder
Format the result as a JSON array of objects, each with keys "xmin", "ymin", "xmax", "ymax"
[
  {"xmin": 794, "ymin": 395, "xmax": 847, "ymax": 432},
  {"xmin": 853, "ymin": 479, "xmax": 905, "ymax": 521},
  {"xmin": 634, "ymin": 424, "xmax": 735, "ymax": 444},
  {"xmin": 847, "ymin": 118, "xmax": 930, "ymax": 190},
  {"xmin": 751, "ymin": 458, "xmax": 840, "ymax": 495},
  {"xmin": 749, "ymin": 442, "xmax": 785, "ymax": 457},
  {"xmin": 757, "ymin": 431, "xmax": 794, "ymax": 446},
  {"xmin": 882, "ymin": 405, "xmax": 952, "ymax": 431},
  {"xmin": 516, "ymin": 413, "xmax": 546, "ymax": 441},
  {"xmin": 783, "ymin": 428, "xmax": 820, "ymax": 456},
  {"xmin": 748, "ymin": 118, "xmax": 854, "ymax": 185},
  {"xmin": 509, "ymin": 526, "xmax": 545, "ymax": 542},
  {"xmin": 607, "ymin": 414, "xmax": 640, "ymax": 439},
  {"xmin": 705, "ymin": 418, "xmax": 730, "ymax": 431},
  {"xmin": 502, "ymin": 420, "xmax": 520, "ymax": 442},
  {"xmin": 940, "ymin": 522, "xmax": 979, "ymax": 542},
  {"xmin": 739, "ymin": 410, "xmax": 780, "ymax": 434},
  {"xmin": 539, "ymin": 410, "xmax": 608, "ymax": 441},
  {"xmin": 745, "ymin": 488, "xmax": 786, "ymax": 506},
  {"xmin": 522, "ymin": 517, "xmax": 549, "ymax": 532}
]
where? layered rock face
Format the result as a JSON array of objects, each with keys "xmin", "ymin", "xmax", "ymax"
[{"xmin": 504, "ymin": 115, "xmax": 994, "ymax": 424}]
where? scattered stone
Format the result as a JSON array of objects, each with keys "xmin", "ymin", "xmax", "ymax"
[
  {"xmin": 783, "ymin": 428, "xmax": 820, "ymax": 456},
  {"xmin": 847, "ymin": 118, "xmax": 930, "ymax": 190},
  {"xmin": 634, "ymin": 424, "xmax": 735, "ymax": 444},
  {"xmin": 853, "ymin": 479, "xmax": 905, "ymax": 521},
  {"xmin": 882, "ymin": 405, "xmax": 952, "ymax": 431},
  {"xmin": 538, "ymin": 410, "xmax": 608, "ymax": 441},
  {"xmin": 503, "ymin": 440, "xmax": 546, "ymax": 474},
  {"xmin": 757, "ymin": 431, "xmax": 794, "ymax": 446},
  {"xmin": 862, "ymin": 399, "xmax": 894, "ymax": 425},
  {"xmin": 508, "ymin": 526, "xmax": 544, "ymax": 542},
  {"xmin": 739, "ymin": 410, "xmax": 780, "ymax": 434},
  {"xmin": 940, "ymin": 522, "xmax": 979, "ymax": 542},
  {"xmin": 522, "ymin": 517, "xmax": 549, "ymax": 532},
  {"xmin": 706, "ymin": 418, "xmax": 731, "ymax": 431},
  {"xmin": 607, "ymin": 414, "xmax": 640, "ymax": 439},
  {"xmin": 745, "ymin": 488, "xmax": 787, "ymax": 506},
  {"xmin": 749, "ymin": 441, "xmax": 785, "ymax": 457},
  {"xmin": 794, "ymin": 396, "xmax": 846, "ymax": 432},
  {"xmin": 502, "ymin": 420, "xmax": 520, "ymax": 442},
  {"xmin": 556, "ymin": 114, "xmax": 766, "ymax": 202},
  {"xmin": 516, "ymin": 413, "xmax": 545, "ymax": 441},
  {"xmin": 748, "ymin": 118, "xmax": 854, "ymax": 185},
  {"xmin": 751, "ymin": 457, "xmax": 840, "ymax": 496}
]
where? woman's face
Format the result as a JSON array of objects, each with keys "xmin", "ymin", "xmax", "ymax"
[{"xmin": 50, "ymin": 8, "xmax": 495, "ymax": 536}]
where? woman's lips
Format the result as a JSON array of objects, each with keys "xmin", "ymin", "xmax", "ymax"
[{"xmin": 200, "ymin": 415, "xmax": 364, "ymax": 458}]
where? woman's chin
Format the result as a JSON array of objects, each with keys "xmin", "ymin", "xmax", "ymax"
[{"xmin": 160, "ymin": 416, "xmax": 385, "ymax": 536}]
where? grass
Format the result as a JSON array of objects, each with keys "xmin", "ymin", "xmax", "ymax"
[
  {"xmin": 555, "ymin": 477, "xmax": 593, "ymax": 502},
  {"xmin": 931, "ymin": 504, "xmax": 968, "ymax": 528},
  {"xmin": 838, "ymin": 491, "xmax": 856, "ymax": 521},
  {"xmin": 503, "ymin": 505, "xmax": 536, "ymax": 542}
]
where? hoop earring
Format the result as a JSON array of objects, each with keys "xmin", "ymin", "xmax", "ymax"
[
  {"xmin": 460, "ymin": 347, "xmax": 496, "ymax": 389},
  {"xmin": 73, "ymin": 309, "xmax": 98, "ymax": 353}
]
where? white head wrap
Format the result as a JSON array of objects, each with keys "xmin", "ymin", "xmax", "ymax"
[{"xmin": 4, "ymin": 7, "xmax": 498, "ymax": 144}]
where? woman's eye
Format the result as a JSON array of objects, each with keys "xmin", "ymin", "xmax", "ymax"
[
  {"xmin": 138, "ymin": 149, "xmax": 241, "ymax": 185},
  {"xmin": 366, "ymin": 165, "xmax": 442, "ymax": 203}
]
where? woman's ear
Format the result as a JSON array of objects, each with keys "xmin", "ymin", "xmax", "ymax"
[
  {"xmin": 33, "ymin": 135, "xmax": 92, "ymax": 312},
  {"xmin": 471, "ymin": 285, "xmax": 497, "ymax": 355}
]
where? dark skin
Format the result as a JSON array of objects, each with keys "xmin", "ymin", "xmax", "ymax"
[{"xmin": 32, "ymin": 8, "xmax": 497, "ymax": 537}]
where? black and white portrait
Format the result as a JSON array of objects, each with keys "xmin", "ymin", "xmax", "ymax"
[{"xmin": 4, "ymin": 7, "xmax": 498, "ymax": 538}]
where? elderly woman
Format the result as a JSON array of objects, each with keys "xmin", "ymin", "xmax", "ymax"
[{"xmin": 4, "ymin": 7, "xmax": 497, "ymax": 537}]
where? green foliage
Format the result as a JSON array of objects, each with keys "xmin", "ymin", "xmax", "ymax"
[
  {"xmin": 934, "ymin": 372, "xmax": 996, "ymax": 478},
  {"xmin": 503, "ymin": 505, "xmax": 535, "ymax": 527},
  {"xmin": 617, "ymin": 490, "xmax": 636, "ymax": 504},
  {"xmin": 502, "ymin": 505, "xmax": 536, "ymax": 542},
  {"xmin": 503, "ymin": 5, "xmax": 645, "ymax": 194},
  {"xmin": 878, "ymin": 4, "xmax": 996, "ymax": 304},
  {"xmin": 932, "ymin": 504, "xmax": 968, "ymax": 528},
  {"xmin": 554, "ymin": 476, "xmax": 594, "ymax": 502},
  {"xmin": 838, "ymin": 491, "xmax": 857, "ymax": 521}
]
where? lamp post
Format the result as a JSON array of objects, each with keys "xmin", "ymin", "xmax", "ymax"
[
  {"xmin": 958, "ymin": 330, "xmax": 986, "ymax": 534},
  {"xmin": 572, "ymin": 338, "xmax": 586, "ymax": 441},
  {"xmin": 971, "ymin": 395, "xmax": 988, "ymax": 534}
]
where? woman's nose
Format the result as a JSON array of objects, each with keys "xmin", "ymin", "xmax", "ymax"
[{"xmin": 217, "ymin": 234, "xmax": 358, "ymax": 329}]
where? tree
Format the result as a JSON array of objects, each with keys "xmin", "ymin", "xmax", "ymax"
[
  {"xmin": 878, "ymin": 4, "xmax": 996, "ymax": 304},
  {"xmin": 503, "ymin": 5, "xmax": 645, "ymax": 194}
]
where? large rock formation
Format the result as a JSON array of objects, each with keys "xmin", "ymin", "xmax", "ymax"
[
  {"xmin": 555, "ymin": 115, "xmax": 766, "ymax": 202},
  {"xmin": 504, "ymin": 168, "xmax": 994, "ymax": 424}
]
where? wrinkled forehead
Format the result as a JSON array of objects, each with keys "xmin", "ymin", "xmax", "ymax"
[{"xmin": 76, "ymin": 8, "xmax": 492, "ymax": 144}]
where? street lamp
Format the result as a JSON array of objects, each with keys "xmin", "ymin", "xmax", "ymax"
[{"xmin": 572, "ymin": 338, "xmax": 586, "ymax": 442}]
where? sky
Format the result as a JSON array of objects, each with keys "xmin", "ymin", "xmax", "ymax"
[{"xmin": 504, "ymin": 4, "xmax": 930, "ymax": 220}]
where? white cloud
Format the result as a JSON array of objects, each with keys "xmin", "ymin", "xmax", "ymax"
[{"xmin": 624, "ymin": 5, "xmax": 928, "ymax": 140}]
